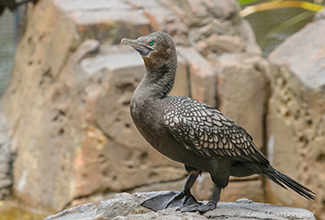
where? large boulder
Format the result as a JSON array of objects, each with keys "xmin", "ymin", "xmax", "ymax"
[
  {"xmin": 214, "ymin": 53, "xmax": 270, "ymax": 151},
  {"xmin": 0, "ymin": 0, "xmax": 269, "ymax": 214},
  {"xmin": 267, "ymin": 10, "xmax": 325, "ymax": 219},
  {"xmin": 44, "ymin": 192, "xmax": 316, "ymax": 220}
]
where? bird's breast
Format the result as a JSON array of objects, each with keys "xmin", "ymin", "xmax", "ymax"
[
  {"xmin": 130, "ymin": 97, "xmax": 212, "ymax": 170},
  {"xmin": 130, "ymin": 98, "xmax": 164, "ymax": 140}
]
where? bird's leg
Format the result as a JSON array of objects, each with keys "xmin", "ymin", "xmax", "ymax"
[
  {"xmin": 163, "ymin": 172, "xmax": 201, "ymax": 208},
  {"xmin": 178, "ymin": 185, "xmax": 221, "ymax": 213},
  {"xmin": 141, "ymin": 172, "xmax": 201, "ymax": 211}
]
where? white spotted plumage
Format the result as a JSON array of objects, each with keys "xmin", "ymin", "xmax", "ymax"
[{"xmin": 163, "ymin": 96, "xmax": 268, "ymax": 164}]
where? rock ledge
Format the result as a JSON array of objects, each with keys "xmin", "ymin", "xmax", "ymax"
[{"xmin": 45, "ymin": 191, "xmax": 316, "ymax": 220}]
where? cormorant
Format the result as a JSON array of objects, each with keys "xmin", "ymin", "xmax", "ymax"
[{"xmin": 121, "ymin": 31, "xmax": 315, "ymax": 213}]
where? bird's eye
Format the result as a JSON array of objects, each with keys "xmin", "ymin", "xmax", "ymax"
[{"xmin": 149, "ymin": 40, "xmax": 154, "ymax": 46}]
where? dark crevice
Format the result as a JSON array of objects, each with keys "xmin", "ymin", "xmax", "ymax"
[
  {"xmin": 93, "ymin": 119, "xmax": 114, "ymax": 141},
  {"xmin": 261, "ymin": 73, "xmax": 272, "ymax": 203},
  {"xmin": 214, "ymin": 72, "xmax": 220, "ymax": 109}
]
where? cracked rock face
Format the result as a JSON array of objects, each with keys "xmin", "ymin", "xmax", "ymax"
[
  {"xmin": 267, "ymin": 10, "xmax": 325, "ymax": 219},
  {"xmin": 0, "ymin": 119, "xmax": 14, "ymax": 200},
  {"xmin": 44, "ymin": 192, "xmax": 316, "ymax": 220},
  {"xmin": 0, "ymin": 0, "xmax": 266, "ymax": 212},
  {"xmin": 1, "ymin": 0, "xmax": 320, "ymax": 217}
]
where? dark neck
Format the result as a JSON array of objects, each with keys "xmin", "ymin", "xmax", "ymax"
[{"xmin": 137, "ymin": 58, "xmax": 177, "ymax": 100}]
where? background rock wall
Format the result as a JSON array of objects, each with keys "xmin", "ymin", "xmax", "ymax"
[
  {"xmin": 267, "ymin": 11, "xmax": 325, "ymax": 219},
  {"xmin": 0, "ymin": 0, "xmax": 323, "ymax": 219}
]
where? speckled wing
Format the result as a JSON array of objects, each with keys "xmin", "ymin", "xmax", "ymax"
[{"xmin": 163, "ymin": 97, "xmax": 269, "ymax": 164}]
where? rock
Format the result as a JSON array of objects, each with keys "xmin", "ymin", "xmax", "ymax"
[
  {"xmin": 205, "ymin": 33, "xmax": 246, "ymax": 53},
  {"xmin": 234, "ymin": 19, "xmax": 262, "ymax": 54},
  {"xmin": 135, "ymin": 1, "xmax": 190, "ymax": 46},
  {"xmin": 314, "ymin": 8, "xmax": 325, "ymax": 20},
  {"xmin": 177, "ymin": 46, "xmax": 216, "ymax": 107},
  {"xmin": 207, "ymin": 198, "xmax": 315, "ymax": 220},
  {"xmin": 77, "ymin": 45, "xmax": 186, "ymax": 198},
  {"xmin": 0, "ymin": 0, "xmax": 266, "ymax": 214},
  {"xmin": 267, "ymin": 10, "xmax": 325, "ymax": 219},
  {"xmin": 214, "ymin": 53, "xmax": 270, "ymax": 150},
  {"xmin": 268, "ymin": 12, "xmax": 325, "ymax": 89},
  {"xmin": 112, "ymin": 208, "xmax": 207, "ymax": 220},
  {"xmin": 44, "ymin": 192, "xmax": 316, "ymax": 220},
  {"xmin": 191, "ymin": 172, "xmax": 265, "ymax": 203},
  {"xmin": 158, "ymin": 0, "xmax": 261, "ymax": 57},
  {"xmin": 203, "ymin": 0, "xmax": 240, "ymax": 20},
  {"xmin": 0, "ymin": 118, "xmax": 14, "ymax": 200},
  {"xmin": 0, "ymin": 0, "xmax": 188, "ymax": 212},
  {"xmin": 170, "ymin": 53, "xmax": 190, "ymax": 97},
  {"xmin": 70, "ymin": 10, "xmax": 151, "ymax": 44},
  {"xmin": 96, "ymin": 192, "xmax": 150, "ymax": 219},
  {"xmin": 56, "ymin": 0, "xmax": 152, "ymax": 44},
  {"xmin": 44, "ymin": 203, "xmax": 97, "ymax": 220}
]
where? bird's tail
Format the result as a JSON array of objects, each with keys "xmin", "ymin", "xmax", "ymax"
[{"xmin": 266, "ymin": 169, "xmax": 316, "ymax": 200}]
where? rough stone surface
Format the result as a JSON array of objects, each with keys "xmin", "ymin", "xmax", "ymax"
[
  {"xmin": 0, "ymin": 118, "xmax": 14, "ymax": 200},
  {"xmin": 56, "ymin": 0, "xmax": 151, "ymax": 44},
  {"xmin": 44, "ymin": 192, "xmax": 316, "ymax": 220},
  {"xmin": 159, "ymin": 0, "xmax": 262, "ymax": 58},
  {"xmin": 192, "ymin": 173, "xmax": 265, "ymax": 203},
  {"xmin": 0, "ymin": 0, "xmax": 271, "ymax": 215},
  {"xmin": 267, "ymin": 10, "xmax": 325, "ymax": 220},
  {"xmin": 4, "ymin": 38, "xmax": 187, "ymax": 211},
  {"xmin": 269, "ymin": 13, "xmax": 325, "ymax": 89},
  {"xmin": 169, "ymin": 55, "xmax": 189, "ymax": 97},
  {"xmin": 214, "ymin": 53, "xmax": 270, "ymax": 150},
  {"xmin": 177, "ymin": 46, "xmax": 216, "ymax": 107}
]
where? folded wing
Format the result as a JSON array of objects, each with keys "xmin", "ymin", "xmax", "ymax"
[{"xmin": 163, "ymin": 96, "xmax": 269, "ymax": 165}]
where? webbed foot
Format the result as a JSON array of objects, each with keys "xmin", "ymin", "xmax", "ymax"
[
  {"xmin": 141, "ymin": 190, "xmax": 201, "ymax": 211},
  {"xmin": 177, "ymin": 200, "xmax": 216, "ymax": 213}
]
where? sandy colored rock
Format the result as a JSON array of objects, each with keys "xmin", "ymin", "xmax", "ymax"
[
  {"xmin": 44, "ymin": 192, "xmax": 316, "ymax": 220},
  {"xmin": 191, "ymin": 172, "xmax": 264, "ymax": 203},
  {"xmin": 158, "ymin": 0, "xmax": 260, "ymax": 57},
  {"xmin": 234, "ymin": 19, "xmax": 262, "ymax": 54},
  {"xmin": 169, "ymin": 55, "xmax": 189, "ymax": 97},
  {"xmin": 207, "ymin": 34, "xmax": 245, "ymax": 53},
  {"xmin": 2, "ymin": 11, "xmax": 186, "ymax": 210},
  {"xmin": 75, "ymin": 46, "xmax": 186, "ymax": 199},
  {"xmin": 214, "ymin": 53, "xmax": 270, "ymax": 150},
  {"xmin": 0, "ymin": 0, "xmax": 268, "ymax": 214},
  {"xmin": 177, "ymin": 46, "xmax": 216, "ymax": 107},
  {"xmin": 70, "ymin": 10, "xmax": 151, "ymax": 44},
  {"xmin": 268, "ymin": 14, "xmax": 325, "ymax": 89},
  {"xmin": 267, "ymin": 10, "xmax": 325, "ymax": 219},
  {"xmin": 56, "ymin": 0, "xmax": 152, "ymax": 44}
]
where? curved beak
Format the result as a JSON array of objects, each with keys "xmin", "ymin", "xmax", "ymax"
[{"xmin": 121, "ymin": 38, "xmax": 154, "ymax": 56}]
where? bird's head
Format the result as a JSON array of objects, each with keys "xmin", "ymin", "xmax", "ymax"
[{"xmin": 121, "ymin": 31, "xmax": 177, "ymax": 70}]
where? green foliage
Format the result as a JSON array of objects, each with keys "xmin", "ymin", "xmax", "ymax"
[
  {"xmin": 258, "ymin": 10, "xmax": 315, "ymax": 46},
  {"xmin": 238, "ymin": 0, "xmax": 263, "ymax": 5},
  {"xmin": 237, "ymin": 0, "xmax": 324, "ymax": 55},
  {"xmin": 239, "ymin": 1, "xmax": 324, "ymax": 17}
]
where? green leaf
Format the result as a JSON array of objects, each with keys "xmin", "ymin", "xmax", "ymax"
[
  {"xmin": 237, "ymin": 0, "xmax": 262, "ymax": 6},
  {"xmin": 258, "ymin": 10, "xmax": 315, "ymax": 46},
  {"xmin": 240, "ymin": 1, "xmax": 325, "ymax": 17}
]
